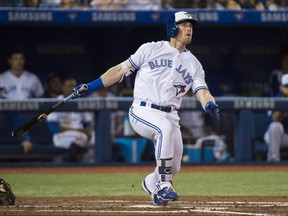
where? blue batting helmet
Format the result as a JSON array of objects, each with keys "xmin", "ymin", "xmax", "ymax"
[{"xmin": 166, "ymin": 11, "xmax": 198, "ymax": 38}]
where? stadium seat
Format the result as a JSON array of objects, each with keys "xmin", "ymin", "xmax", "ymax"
[{"xmin": 114, "ymin": 137, "xmax": 148, "ymax": 163}]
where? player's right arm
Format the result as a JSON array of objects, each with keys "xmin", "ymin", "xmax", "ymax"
[{"xmin": 72, "ymin": 60, "xmax": 135, "ymax": 98}]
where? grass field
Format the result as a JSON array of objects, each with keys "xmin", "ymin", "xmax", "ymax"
[{"xmin": 2, "ymin": 169, "xmax": 288, "ymax": 197}]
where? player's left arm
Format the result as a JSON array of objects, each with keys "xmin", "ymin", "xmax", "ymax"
[
  {"xmin": 195, "ymin": 89, "xmax": 219, "ymax": 120},
  {"xmin": 195, "ymin": 89, "xmax": 215, "ymax": 108}
]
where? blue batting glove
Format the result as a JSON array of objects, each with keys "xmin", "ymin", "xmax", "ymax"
[
  {"xmin": 72, "ymin": 84, "xmax": 86, "ymax": 99},
  {"xmin": 205, "ymin": 101, "xmax": 220, "ymax": 120}
]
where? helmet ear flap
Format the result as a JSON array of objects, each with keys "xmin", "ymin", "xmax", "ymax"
[
  {"xmin": 167, "ymin": 15, "xmax": 178, "ymax": 38},
  {"xmin": 170, "ymin": 26, "xmax": 178, "ymax": 38}
]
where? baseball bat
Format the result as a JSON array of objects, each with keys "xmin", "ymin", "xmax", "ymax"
[{"xmin": 11, "ymin": 84, "xmax": 88, "ymax": 138}]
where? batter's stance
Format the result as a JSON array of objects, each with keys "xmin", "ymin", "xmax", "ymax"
[{"xmin": 73, "ymin": 11, "xmax": 220, "ymax": 206}]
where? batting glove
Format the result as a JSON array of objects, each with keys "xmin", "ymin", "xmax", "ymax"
[
  {"xmin": 205, "ymin": 101, "xmax": 220, "ymax": 120},
  {"xmin": 72, "ymin": 85, "xmax": 86, "ymax": 99}
]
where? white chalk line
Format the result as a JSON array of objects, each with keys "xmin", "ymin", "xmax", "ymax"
[
  {"xmin": 16, "ymin": 201, "xmax": 288, "ymax": 209},
  {"xmin": 0, "ymin": 209, "xmax": 270, "ymax": 215},
  {"xmin": 129, "ymin": 205, "xmax": 270, "ymax": 216},
  {"xmin": 187, "ymin": 209, "xmax": 269, "ymax": 216},
  {"xmin": 203, "ymin": 201, "xmax": 288, "ymax": 206}
]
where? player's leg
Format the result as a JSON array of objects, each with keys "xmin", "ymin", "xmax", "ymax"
[
  {"xmin": 129, "ymin": 106, "xmax": 177, "ymax": 205},
  {"xmin": 142, "ymin": 167, "xmax": 157, "ymax": 199},
  {"xmin": 264, "ymin": 122, "xmax": 284, "ymax": 161},
  {"xmin": 53, "ymin": 131, "xmax": 88, "ymax": 161},
  {"xmin": 172, "ymin": 123, "xmax": 183, "ymax": 178},
  {"xmin": 129, "ymin": 105, "xmax": 165, "ymax": 194},
  {"xmin": 154, "ymin": 114, "xmax": 182, "ymax": 204}
]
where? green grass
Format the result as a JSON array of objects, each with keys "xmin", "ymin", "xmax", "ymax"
[{"xmin": 1, "ymin": 171, "xmax": 288, "ymax": 197}]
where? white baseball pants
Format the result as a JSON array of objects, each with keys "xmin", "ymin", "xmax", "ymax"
[
  {"xmin": 264, "ymin": 122, "xmax": 288, "ymax": 161},
  {"xmin": 129, "ymin": 102, "xmax": 183, "ymax": 190}
]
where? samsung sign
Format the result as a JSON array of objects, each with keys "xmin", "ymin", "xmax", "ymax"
[
  {"xmin": 234, "ymin": 99, "xmax": 275, "ymax": 109},
  {"xmin": 92, "ymin": 12, "xmax": 136, "ymax": 22},
  {"xmin": 261, "ymin": 12, "xmax": 288, "ymax": 22},
  {"xmin": 8, "ymin": 12, "xmax": 53, "ymax": 22}
]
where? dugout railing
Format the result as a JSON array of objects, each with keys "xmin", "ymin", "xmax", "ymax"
[{"xmin": 0, "ymin": 97, "xmax": 287, "ymax": 163}]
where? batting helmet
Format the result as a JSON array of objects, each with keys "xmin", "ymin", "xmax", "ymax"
[{"xmin": 166, "ymin": 11, "xmax": 198, "ymax": 38}]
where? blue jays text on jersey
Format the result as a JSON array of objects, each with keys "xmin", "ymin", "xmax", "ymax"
[
  {"xmin": 148, "ymin": 59, "xmax": 193, "ymax": 85},
  {"xmin": 148, "ymin": 59, "xmax": 173, "ymax": 70},
  {"xmin": 175, "ymin": 64, "xmax": 193, "ymax": 84}
]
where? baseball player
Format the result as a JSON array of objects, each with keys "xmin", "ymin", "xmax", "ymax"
[
  {"xmin": 268, "ymin": 50, "xmax": 288, "ymax": 96},
  {"xmin": 0, "ymin": 48, "xmax": 44, "ymax": 153},
  {"xmin": 72, "ymin": 11, "xmax": 219, "ymax": 205},
  {"xmin": 264, "ymin": 74, "xmax": 288, "ymax": 162},
  {"xmin": 46, "ymin": 77, "xmax": 94, "ymax": 162}
]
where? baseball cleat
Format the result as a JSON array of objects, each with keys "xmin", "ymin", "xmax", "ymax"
[
  {"xmin": 155, "ymin": 187, "xmax": 179, "ymax": 205},
  {"xmin": 153, "ymin": 194, "xmax": 169, "ymax": 206},
  {"xmin": 142, "ymin": 180, "xmax": 168, "ymax": 206}
]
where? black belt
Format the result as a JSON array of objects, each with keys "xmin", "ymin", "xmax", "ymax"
[{"xmin": 140, "ymin": 101, "xmax": 174, "ymax": 113}]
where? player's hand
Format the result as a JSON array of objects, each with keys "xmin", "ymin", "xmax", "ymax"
[
  {"xmin": 21, "ymin": 140, "xmax": 33, "ymax": 154},
  {"xmin": 72, "ymin": 84, "xmax": 87, "ymax": 99},
  {"xmin": 205, "ymin": 101, "xmax": 220, "ymax": 120}
]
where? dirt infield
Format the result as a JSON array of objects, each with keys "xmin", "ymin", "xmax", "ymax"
[
  {"xmin": 2, "ymin": 196, "xmax": 288, "ymax": 216},
  {"xmin": 1, "ymin": 165, "xmax": 288, "ymax": 216}
]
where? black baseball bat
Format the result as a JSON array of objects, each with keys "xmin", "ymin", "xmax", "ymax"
[{"xmin": 11, "ymin": 84, "xmax": 88, "ymax": 138}]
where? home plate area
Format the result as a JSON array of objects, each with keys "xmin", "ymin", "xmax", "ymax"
[{"xmin": 1, "ymin": 196, "xmax": 288, "ymax": 216}]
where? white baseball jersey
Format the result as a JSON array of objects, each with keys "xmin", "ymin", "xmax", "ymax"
[
  {"xmin": 129, "ymin": 41, "xmax": 208, "ymax": 109},
  {"xmin": 0, "ymin": 70, "xmax": 44, "ymax": 99},
  {"xmin": 46, "ymin": 95, "xmax": 94, "ymax": 148}
]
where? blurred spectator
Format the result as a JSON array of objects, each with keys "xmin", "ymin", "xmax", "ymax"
[
  {"xmin": 89, "ymin": 88, "xmax": 122, "ymax": 139},
  {"xmin": 161, "ymin": 0, "xmax": 173, "ymax": 9},
  {"xmin": 179, "ymin": 91, "xmax": 229, "ymax": 162},
  {"xmin": 40, "ymin": 0, "xmax": 90, "ymax": 8},
  {"xmin": 0, "ymin": 48, "xmax": 44, "ymax": 153},
  {"xmin": 216, "ymin": 0, "xmax": 228, "ymax": 8},
  {"xmin": 266, "ymin": 0, "xmax": 288, "ymax": 10},
  {"xmin": 21, "ymin": 0, "xmax": 40, "ymax": 7},
  {"xmin": 240, "ymin": 0, "xmax": 265, "ymax": 10},
  {"xmin": 268, "ymin": 47, "xmax": 288, "ymax": 96},
  {"xmin": 39, "ymin": 0, "xmax": 61, "ymax": 8},
  {"xmin": 179, "ymin": 110, "xmax": 208, "ymax": 144},
  {"xmin": 124, "ymin": 0, "xmax": 161, "ymax": 10},
  {"xmin": 226, "ymin": 0, "xmax": 242, "ymax": 9},
  {"xmin": 266, "ymin": 0, "xmax": 279, "ymax": 10},
  {"xmin": 46, "ymin": 77, "xmax": 94, "ymax": 162},
  {"xmin": 264, "ymin": 74, "xmax": 288, "ymax": 162},
  {"xmin": 89, "ymin": 86, "xmax": 115, "ymax": 97},
  {"xmin": 178, "ymin": 91, "xmax": 213, "ymax": 144},
  {"xmin": 90, "ymin": 0, "xmax": 127, "ymax": 9},
  {"xmin": 43, "ymin": 72, "xmax": 63, "ymax": 98},
  {"xmin": 205, "ymin": 0, "xmax": 226, "ymax": 9},
  {"xmin": 60, "ymin": 0, "xmax": 79, "ymax": 8}
]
